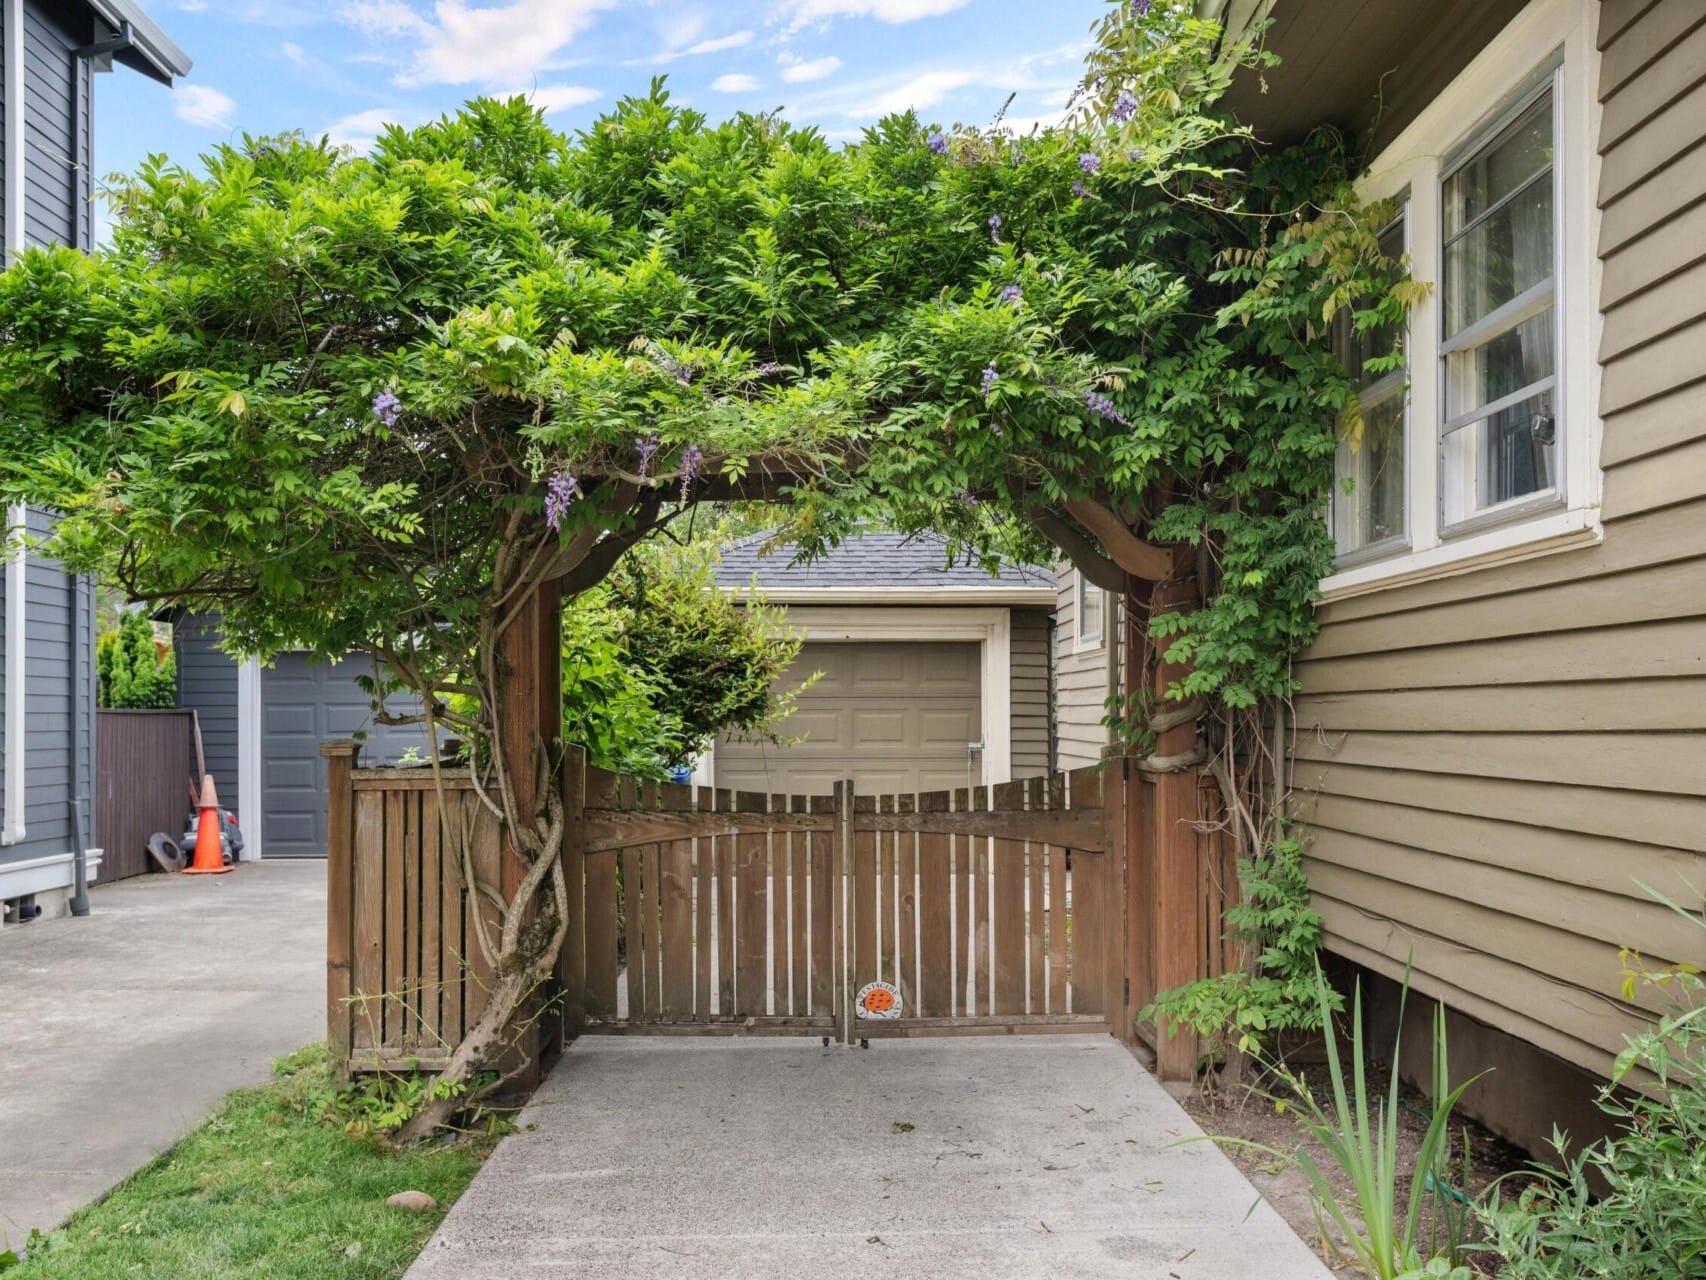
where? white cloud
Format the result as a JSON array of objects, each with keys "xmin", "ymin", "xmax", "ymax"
[
  {"xmin": 173, "ymin": 84, "xmax": 237, "ymax": 129},
  {"xmin": 341, "ymin": 0, "xmax": 615, "ymax": 87},
  {"xmin": 325, "ymin": 107, "xmax": 411, "ymax": 152},
  {"xmin": 280, "ymin": 40, "xmax": 307, "ymax": 65},
  {"xmin": 640, "ymin": 28, "xmax": 755, "ymax": 65},
  {"xmin": 781, "ymin": 54, "xmax": 841, "ymax": 83},
  {"xmin": 779, "ymin": 0, "xmax": 969, "ymax": 29},
  {"xmin": 848, "ymin": 68, "xmax": 971, "ymax": 116},
  {"xmin": 514, "ymin": 83, "xmax": 603, "ymax": 114},
  {"xmin": 711, "ymin": 72, "xmax": 762, "ymax": 93}
]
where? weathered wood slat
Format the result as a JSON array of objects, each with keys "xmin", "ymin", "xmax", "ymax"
[
  {"xmin": 580, "ymin": 806, "xmax": 1107, "ymax": 853},
  {"xmin": 952, "ymin": 788, "xmax": 971, "ymax": 1018},
  {"xmin": 584, "ymin": 848, "xmax": 618, "ymax": 1019},
  {"xmin": 878, "ymin": 794, "xmax": 898, "ymax": 991},
  {"xmin": 853, "ymin": 794, "xmax": 878, "ymax": 1001},
  {"xmin": 561, "ymin": 754, "xmax": 587, "ymax": 1036},
  {"xmin": 810, "ymin": 794, "xmax": 834, "ymax": 1019},
  {"xmin": 790, "ymin": 796, "xmax": 809, "ymax": 1019},
  {"xmin": 351, "ymin": 768, "xmax": 476, "ymax": 791},
  {"xmin": 463, "ymin": 809, "xmax": 502, "ymax": 1032},
  {"xmin": 383, "ymin": 790, "xmax": 406, "ymax": 1048},
  {"xmin": 992, "ymin": 781, "xmax": 1027, "ymax": 1017},
  {"xmin": 439, "ymin": 794, "xmax": 465, "ymax": 1044},
  {"xmin": 695, "ymin": 786, "xmax": 714, "ymax": 1020},
  {"xmin": 418, "ymin": 791, "xmax": 441, "ymax": 1054},
  {"xmin": 736, "ymin": 792, "xmax": 769, "ymax": 1016},
  {"xmin": 352, "ymin": 790, "xmax": 384, "ymax": 1053},
  {"xmin": 972, "ymin": 786, "xmax": 991, "ymax": 1017},
  {"xmin": 897, "ymin": 794, "xmax": 918, "ymax": 1016},
  {"xmin": 622, "ymin": 846, "xmax": 644, "ymax": 1019},
  {"xmin": 1026, "ymin": 781, "xmax": 1046, "ymax": 1016},
  {"xmin": 918, "ymin": 790, "xmax": 951, "ymax": 1019},
  {"xmin": 716, "ymin": 788, "xmax": 735, "ymax": 1018}
]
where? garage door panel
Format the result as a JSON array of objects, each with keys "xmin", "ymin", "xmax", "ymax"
[
  {"xmin": 850, "ymin": 709, "xmax": 907, "ymax": 744},
  {"xmin": 716, "ymin": 641, "xmax": 982, "ymax": 797},
  {"xmin": 264, "ymin": 704, "xmax": 315, "ymax": 735}
]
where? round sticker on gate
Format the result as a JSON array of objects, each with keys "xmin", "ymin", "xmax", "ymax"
[{"xmin": 855, "ymin": 980, "xmax": 902, "ymax": 1020}]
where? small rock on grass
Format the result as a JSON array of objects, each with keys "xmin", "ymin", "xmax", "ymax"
[{"xmin": 386, "ymin": 1190, "xmax": 437, "ymax": 1212}]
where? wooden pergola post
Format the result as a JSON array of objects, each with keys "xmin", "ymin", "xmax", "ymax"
[
  {"xmin": 492, "ymin": 578, "xmax": 564, "ymax": 1082},
  {"xmin": 1122, "ymin": 551, "xmax": 1205, "ymax": 1080}
]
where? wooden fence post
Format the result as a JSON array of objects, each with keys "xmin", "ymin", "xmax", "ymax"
[
  {"xmin": 320, "ymin": 739, "xmax": 360, "ymax": 1081},
  {"xmin": 834, "ymin": 778, "xmax": 855, "ymax": 1045},
  {"xmin": 560, "ymin": 744, "xmax": 587, "ymax": 1039},
  {"xmin": 1102, "ymin": 757, "xmax": 1131, "ymax": 1040}
]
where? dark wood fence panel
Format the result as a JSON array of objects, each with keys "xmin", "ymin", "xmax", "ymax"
[
  {"xmin": 326, "ymin": 739, "xmax": 1263, "ymax": 1077},
  {"xmin": 95, "ymin": 710, "xmax": 195, "ymax": 881}
]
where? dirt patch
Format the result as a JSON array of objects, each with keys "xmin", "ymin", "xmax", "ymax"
[{"xmin": 1177, "ymin": 1055, "xmax": 1537, "ymax": 1278}]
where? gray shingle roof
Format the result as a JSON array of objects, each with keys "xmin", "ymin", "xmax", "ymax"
[{"xmin": 713, "ymin": 531, "xmax": 1052, "ymax": 591}]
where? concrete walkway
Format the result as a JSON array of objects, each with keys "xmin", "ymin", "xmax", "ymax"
[
  {"xmin": 0, "ymin": 861, "xmax": 322, "ymax": 1245},
  {"xmin": 409, "ymin": 1035, "xmax": 1333, "ymax": 1280}
]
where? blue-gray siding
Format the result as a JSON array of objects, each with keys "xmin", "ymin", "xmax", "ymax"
[
  {"xmin": 21, "ymin": 1, "xmax": 93, "ymax": 252},
  {"xmin": 173, "ymin": 613, "xmax": 241, "ymax": 815},
  {"xmin": 0, "ymin": 510, "xmax": 96, "ymax": 869}
]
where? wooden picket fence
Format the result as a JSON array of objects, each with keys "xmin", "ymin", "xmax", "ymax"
[
  {"xmin": 567, "ymin": 764, "xmax": 1122, "ymax": 1041},
  {"xmin": 322, "ymin": 742, "xmax": 1127, "ymax": 1075}
]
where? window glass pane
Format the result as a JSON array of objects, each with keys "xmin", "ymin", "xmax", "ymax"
[
  {"xmin": 1441, "ymin": 388, "xmax": 1557, "ymax": 524},
  {"xmin": 1444, "ymin": 90, "xmax": 1554, "ymax": 336},
  {"xmin": 1332, "ymin": 211, "xmax": 1408, "ymax": 558},
  {"xmin": 1077, "ymin": 576, "xmax": 1102, "ymax": 643},
  {"xmin": 1334, "ymin": 389, "xmax": 1406, "ymax": 553},
  {"xmin": 1445, "ymin": 307, "xmax": 1554, "ymax": 421},
  {"xmin": 1443, "ymin": 93, "xmax": 1552, "ymax": 238}
]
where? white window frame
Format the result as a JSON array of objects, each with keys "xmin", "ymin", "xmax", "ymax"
[
  {"xmin": 1322, "ymin": 0, "xmax": 1603, "ymax": 601},
  {"xmin": 1074, "ymin": 570, "xmax": 1104, "ymax": 651}
]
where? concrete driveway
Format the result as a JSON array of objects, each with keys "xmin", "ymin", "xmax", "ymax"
[
  {"xmin": 408, "ymin": 1035, "xmax": 1333, "ymax": 1280},
  {"xmin": 0, "ymin": 861, "xmax": 322, "ymax": 1245}
]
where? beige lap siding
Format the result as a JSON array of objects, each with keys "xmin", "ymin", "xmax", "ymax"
[{"xmin": 1292, "ymin": 0, "xmax": 1706, "ymax": 1085}]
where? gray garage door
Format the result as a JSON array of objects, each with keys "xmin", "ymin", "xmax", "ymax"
[
  {"xmin": 261, "ymin": 655, "xmax": 428, "ymax": 858},
  {"xmin": 713, "ymin": 641, "xmax": 983, "ymax": 797}
]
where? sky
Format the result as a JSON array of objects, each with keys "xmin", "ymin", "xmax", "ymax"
[{"xmin": 97, "ymin": 0, "xmax": 1108, "ymax": 227}]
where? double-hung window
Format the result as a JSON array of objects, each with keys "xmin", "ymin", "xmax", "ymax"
[
  {"xmin": 1441, "ymin": 79, "xmax": 1559, "ymax": 528},
  {"xmin": 1075, "ymin": 571, "xmax": 1103, "ymax": 649},
  {"xmin": 1333, "ymin": 214, "xmax": 1410, "ymax": 559},
  {"xmin": 1323, "ymin": 0, "xmax": 1600, "ymax": 597}
]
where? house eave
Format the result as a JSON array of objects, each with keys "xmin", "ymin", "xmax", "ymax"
[
  {"xmin": 720, "ymin": 586, "xmax": 1059, "ymax": 607},
  {"xmin": 86, "ymin": 0, "xmax": 192, "ymax": 83}
]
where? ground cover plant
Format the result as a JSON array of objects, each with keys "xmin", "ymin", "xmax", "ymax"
[
  {"xmin": 10, "ymin": 1047, "xmax": 494, "ymax": 1280},
  {"xmin": 0, "ymin": 0, "xmax": 1410, "ymax": 1136}
]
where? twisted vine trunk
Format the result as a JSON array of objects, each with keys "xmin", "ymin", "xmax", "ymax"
[{"xmin": 393, "ymin": 581, "xmax": 567, "ymax": 1147}]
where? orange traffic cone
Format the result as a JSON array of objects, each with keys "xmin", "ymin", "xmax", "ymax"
[{"xmin": 182, "ymin": 774, "xmax": 233, "ymax": 875}]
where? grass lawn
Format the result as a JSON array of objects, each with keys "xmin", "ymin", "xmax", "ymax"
[{"xmin": 11, "ymin": 1046, "xmax": 496, "ymax": 1280}]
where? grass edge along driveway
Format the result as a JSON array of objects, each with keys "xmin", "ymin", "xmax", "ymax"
[{"xmin": 8, "ymin": 1046, "xmax": 495, "ymax": 1280}]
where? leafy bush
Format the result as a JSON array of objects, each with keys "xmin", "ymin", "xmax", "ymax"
[
  {"xmin": 1142, "ymin": 837, "xmax": 1338, "ymax": 1059},
  {"xmin": 559, "ymin": 539, "xmax": 806, "ymax": 778},
  {"xmin": 1480, "ymin": 905, "xmax": 1706, "ymax": 1278},
  {"xmin": 95, "ymin": 611, "xmax": 176, "ymax": 708}
]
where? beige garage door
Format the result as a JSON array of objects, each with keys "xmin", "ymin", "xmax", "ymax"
[{"xmin": 714, "ymin": 641, "xmax": 982, "ymax": 797}]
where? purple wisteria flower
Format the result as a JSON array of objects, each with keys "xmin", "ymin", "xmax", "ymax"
[
  {"xmin": 371, "ymin": 389, "xmax": 402, "ymax": 427},
  {"xmin": 988, "ymin": 213, "xmax": 1003, "ymax": 242},
  {"xmin": 1113, "ymin": 90, "xmax": 1137, "ymax": 123},
  {"xmin": 958, "ymin": 492, "xmax": 980, "ymax": 507},
  {"xmin": 1128, "ymin": 147, "xmax": 1146, "ymax": 162},
  {"xmin": 1132, "ymin": 0, "xmax": 1152, "ymax": 16},
  {"xmin": 1071, "ymin": 179, "xmax": 1089, "ymax": 198},
  {"xmin": 1085, "ymin": 390, "xmax": 1129, "ymax": 426},
  {"xmin": 1079, "ymin": 152, "xmax": 1102, "ymax": 176},
  {"xmin": 1000, "ymin": 284, "xmax": 1022, "ymax": 305},
  {"xmin": 545, "ymin": 471, "xmax": 581, "ymax": 531},
  {"xmin": 927, "ymin": 130, "xmax": 948, "ymax": 156},
  {"xmin": 636, "ymin": 433, "xmax": 660, "ymax": 477},
  {"xmin": 679, "ymin": 443, "xmax": 704, "ymax": 502},
  {"xmin": 980, "ymin": 363, "xmax": 1000, "ymax": 396}
]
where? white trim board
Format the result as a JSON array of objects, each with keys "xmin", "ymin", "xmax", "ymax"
[
  {"xmin": 1321, "ymin": 0, "xmax": 1604, "ymax": 600},
  {"xmin": 0, "ymin": 848, "xmax": 103, "ymax": 901},
  {"xmin": 3, "ymin": 506, "xmax": 25, "ymax": 845},
  {"xmin": 703, "ymin": 604, "xmax": 1015, "ymax": 787},
  {"xmin": 236, "ymin": 657, "xmax": 263, "ymax": 860},
  {"xmin": 3, "ymin": 0, "xmax": 23, "ymax": 264},
  {"xmin": 725, "ymin": 585, "xmax": 1057, "ymax": 606}
]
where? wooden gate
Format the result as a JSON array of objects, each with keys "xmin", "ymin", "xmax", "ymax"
[
  {"xmin": 565, "ymin": 762, "xmax": 1122, "ymax": 1041},
  {"xmin": 323, "ymin": 742, "xmax": 1128, "ymax": 1074}
]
